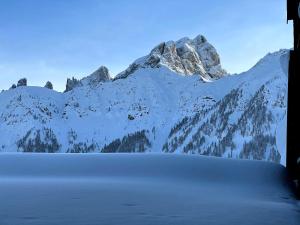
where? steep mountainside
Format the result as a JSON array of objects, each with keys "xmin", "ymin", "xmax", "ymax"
[{"xmin": 0, "ymin": 35, "xmax": 288, "ymax": 165}]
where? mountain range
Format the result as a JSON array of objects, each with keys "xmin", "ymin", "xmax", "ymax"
[{"xmin": 0, "ymin": 34, "xmax": 288, "ymax": 165}]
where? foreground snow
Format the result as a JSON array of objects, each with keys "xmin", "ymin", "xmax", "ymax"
[{"xmin": 0, "ymin": 154, "xmax": 299, "ymax": 225}]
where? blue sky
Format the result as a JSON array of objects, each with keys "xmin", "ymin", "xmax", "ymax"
[{"xmin": 0, "ymin": 0, "xmax": 292, "ymax": 91}]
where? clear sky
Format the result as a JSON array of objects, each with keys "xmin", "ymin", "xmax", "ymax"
[{"xmin": 0, "ymin": 0, "xmax": 293, "ymax": 91}]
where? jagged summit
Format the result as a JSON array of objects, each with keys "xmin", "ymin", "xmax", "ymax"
[
  {"xmin": 65, "ymin": 66, "xmax": 111, "ymax": 92},
  {"xmin": 83, "ymin": 66, "xmax": 111, "ymax": 86},
  {"xmin": 116, "ymin": 35, "xmax": 227, "ymax": 80},
  {"xmin": 60, "ymin": 35, "xmax": 226, "ymax": 92}
]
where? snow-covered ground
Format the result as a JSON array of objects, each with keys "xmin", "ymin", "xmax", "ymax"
[{"xmin": 0, "ymin": 154, "xmax": 299, "ymax": 225}]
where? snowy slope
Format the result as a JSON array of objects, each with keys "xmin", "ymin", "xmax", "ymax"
[
  {"xmin": 0, "ymin": 154, "xmax": 299, "ymax": 225},
  {"xmin": 163, "ymin": 50, "xmax": 288, "ymax": 164},
  {"xmin": 0, "ymin": 35, "xmax": 288, "ymax": 165}
]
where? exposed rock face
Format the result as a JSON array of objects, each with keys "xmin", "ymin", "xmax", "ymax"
[
  {"xmin": 44, "ymin": 81, "xmax": 53, "ymax": 90},
  {"xmin": 116, "ymin": 35, "xmax": 226, "ymax": 80},
  {"xmin": 10, "ymin": 84, "xmax": 16, "ymax": 89},
  {"xmin": 65, "ymin": 66, "xmax": 111, "ymax": 92},
  {"xmin": 17, "ymin": 78, "xmax": 27, "ymax": 87},
  {"xmin": 81, "ymin": 66, "xmax": 111, "ymax": 87}
]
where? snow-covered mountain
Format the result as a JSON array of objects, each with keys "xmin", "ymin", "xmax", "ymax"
[{"xmin": 0, "ymin": 35, "xmax": 288, "ymax": 165}]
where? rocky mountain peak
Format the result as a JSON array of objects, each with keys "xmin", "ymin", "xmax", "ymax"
[
  {"xmin": 65, "ymin": 66, "xmax": 111, "ymax": 92},
  {"xmin": 17, "ymin": 78, "xmax": 27, "ymax": 87},
  {"xmin": 87, "ymin": 66, "xmax": 111, "ymax": 84},
  {"xmin": 116, "ymin": 35, "xmax": 226, "ymax": 80}
]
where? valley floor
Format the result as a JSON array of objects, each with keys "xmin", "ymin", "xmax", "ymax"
[{"xmin": 0, "ymin": 154, "xmax": 299, "ymax": 225}]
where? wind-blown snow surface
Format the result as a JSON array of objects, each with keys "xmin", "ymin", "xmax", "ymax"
[
  {"xmin": 0, "ymin": 37, "xmax": 288, "ymax": 164},
  {"xmin": 0, "ymin": 154, "xmax": 299, "ymax": 225}
]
